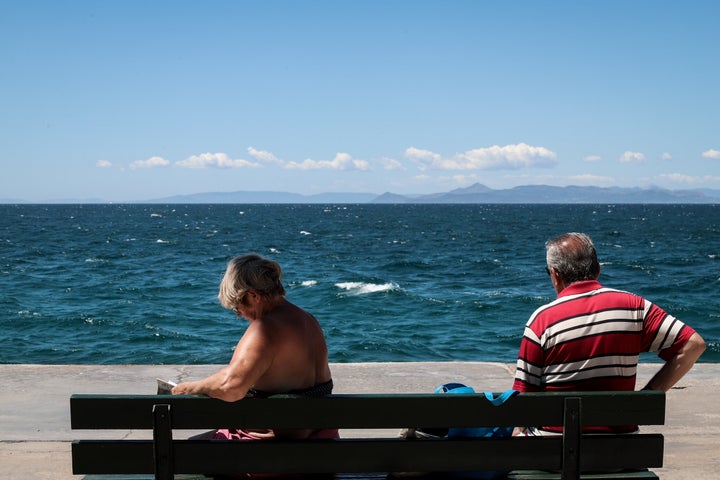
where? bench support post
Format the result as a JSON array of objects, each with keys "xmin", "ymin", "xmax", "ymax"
[
  {"xmin": 153, "ymin": 404, "xmax": 174, "ymax": 480},
  {"xmin": 562, "ymin": 397, "xmax": 581, "ymax": 480}
]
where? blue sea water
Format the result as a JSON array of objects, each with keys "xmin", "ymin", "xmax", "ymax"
[{"xmin": 1, "ymin": 203, "xmax": 718, "ymax": 364}]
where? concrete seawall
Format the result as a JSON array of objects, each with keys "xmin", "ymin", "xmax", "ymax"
[{"xmin": 2, "ymin": 362, "xmax": 718, "ymax": 479}]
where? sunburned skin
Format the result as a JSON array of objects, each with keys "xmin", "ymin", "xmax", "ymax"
[{"xmin": 171, "ymin": 254, "xmax": 336, "ymax": 440}]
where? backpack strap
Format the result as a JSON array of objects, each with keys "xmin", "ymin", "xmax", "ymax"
[{"xmin": 483, "ymin": 389, "xmax": 519, "ymax": 406}]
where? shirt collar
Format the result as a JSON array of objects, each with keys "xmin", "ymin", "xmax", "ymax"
[{"xmin": 558, "ymin": 279, "xmax": 602, "ymax": 298}]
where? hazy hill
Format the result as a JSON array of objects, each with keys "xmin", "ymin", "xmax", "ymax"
[
  {"xmin": 144, "ymin": 191, "xmax": 378, "ymax": 204},
  {"xmin": 3, "ymin": 184, "xmax": 719, "ymax": 204},
  {"xmin": 371, "ymin": 184, "xmax": 719, "ymax": 204}
]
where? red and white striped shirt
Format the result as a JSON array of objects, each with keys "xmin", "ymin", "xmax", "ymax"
[
  {"xmin": 512, "ymin": 280, "xmax": 695, "ymax": 432},
  {"xmin": 513, "ymin": 280, "xmax": 695, "ymax": 392}
]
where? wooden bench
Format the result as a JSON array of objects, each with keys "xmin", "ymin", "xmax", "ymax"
[{"xmin": 70, "ymin": 391, "xmax": 665, "ymax": 480}]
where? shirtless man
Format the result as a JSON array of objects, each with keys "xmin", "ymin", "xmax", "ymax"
[{"xmin": 172, "ymin": 254, "xmax": 335, "ymax": 439}]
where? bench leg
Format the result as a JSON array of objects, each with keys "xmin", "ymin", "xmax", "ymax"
[
  {"xmin": 562, "ymin": 397, "xmax": 581, "ymax": 480},
  {"xmin": 153, "ymin": 404, "xmax": 174, "ymax": 480}
]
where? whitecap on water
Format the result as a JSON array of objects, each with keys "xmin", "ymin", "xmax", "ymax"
[{"xmin": 335, "ymin": 282, "xmax": 399, "ymax": 295}]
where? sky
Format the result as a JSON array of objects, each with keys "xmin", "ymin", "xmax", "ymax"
[{"xmin": 1, "ymin": 0, "xmax": 719, "ymax": 202}]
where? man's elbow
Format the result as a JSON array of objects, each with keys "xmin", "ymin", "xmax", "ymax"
[
  {"xmin": 689, "ymin": 332, "xmax": 707, "ymax": 359},
  {"xmin": 214, "ymin": 377, "xmax": 249, "ymax": 402}
]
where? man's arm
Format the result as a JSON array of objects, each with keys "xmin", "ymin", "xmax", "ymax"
[
  {"xmin": 172, "ymin": 323, "xmax": 275, "ymax": 401},
  {"xmin": 642, "ymin": 332, "xmax": 706, "ymax": 392}
]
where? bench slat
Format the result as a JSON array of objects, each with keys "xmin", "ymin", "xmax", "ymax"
[
  {"xmin": 78, "ymin": 474, "xmax": 658, "ymax": 480},
  {"xmin": 78, "ymin": 474, "xmax": 659, "ymax": 480},
  {"xmin": 70, "ymin": 392, "xmax": 665, "ymax": 430},
  {"xmin": 508, "ymin": 471, "xmax": 659, "ymax": 479},
  {"xmin": 73, "ymin": 435, "xmax": 663, "ymax": 475}
]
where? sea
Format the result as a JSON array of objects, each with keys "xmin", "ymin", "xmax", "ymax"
[{"xmin": 1, "ymin": 203, "xmax": 718, "ymax": 365}]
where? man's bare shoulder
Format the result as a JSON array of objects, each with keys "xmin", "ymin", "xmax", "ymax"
[{"xmin": 264, "ymin": 301, "xmax": 316, "ymax": 325}]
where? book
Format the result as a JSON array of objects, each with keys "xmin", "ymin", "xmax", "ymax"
[{"xmin": 156, "ymin": 378, "xmax": 177, "ymax": 395}]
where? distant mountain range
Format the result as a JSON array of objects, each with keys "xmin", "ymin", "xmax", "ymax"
[
  {"xmin": 4, "ymin": 184, "xmax": 720, "ymax": 204},
  {"xmin": 145, "ymin": 190, "xmax": 379, "ymax": 204},
  {"xmin": 144, "ymin": 184, "xmax": 720, "ymax": 204}
]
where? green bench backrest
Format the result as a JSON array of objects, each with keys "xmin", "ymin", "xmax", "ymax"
[{"xmin": 71, "ymin": 391, "xmax": 665, "ymax": 430}]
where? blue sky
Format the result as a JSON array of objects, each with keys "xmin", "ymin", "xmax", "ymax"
[{"xmin": 2, "ymin": 1, "xmax": 719, "ymax": 202}]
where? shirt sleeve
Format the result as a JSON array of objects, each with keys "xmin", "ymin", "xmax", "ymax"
[
  {"xmin": 642, "ymin": 300, "xmax": 697, "ymax": 361},
  {"xmin": 512, "ymin": 325, "xmax": 544, "ymax": 392}
]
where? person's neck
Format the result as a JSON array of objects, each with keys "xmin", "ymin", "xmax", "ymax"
[{"xmin": 256, "ymin": 296, "xmax": 287, "ymax": 318}]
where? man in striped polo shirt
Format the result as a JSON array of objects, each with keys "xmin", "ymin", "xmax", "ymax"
[{"xmin": 513, "ymin": 232, "xmax": 706, "ymax": 435}]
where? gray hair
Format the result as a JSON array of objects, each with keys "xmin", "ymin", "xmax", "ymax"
[
  {"xmin": 217, "ymin": 254, "xmax": 286, "ymax": 310},
  {"xmin": 545, "ymin": 232, "xmax": 600, "ymax": 284}
]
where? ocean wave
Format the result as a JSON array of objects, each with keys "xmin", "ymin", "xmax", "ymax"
[{"xmin": 335, "ymin": 281, "xmax": 400, "ymax": 295}]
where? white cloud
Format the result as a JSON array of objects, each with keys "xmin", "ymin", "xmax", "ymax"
[
  {"xmin": 248, "ymin": 147, "xmax": 283, "ymax": 165},
  {"xmin": 568, "ymin": 174, "xmax": 615, "ymax": 185},
  {"xmin": 660, "ymin": 173, "xmax": 696, "ymax": 183},
  {"xmin": 456, "ymin": 144, "xmax": 557, "ymax": 170},
  {"xmin": 405, "ymin": 147, "xmax": 441, "ymax": 172},
  {"xmin": 702, "ymin": 149, "xmax": 720, "ymax": 159},
  {"xmin": 96, "ymin": 160, "xmax": 112, "ymax": 168},
  {"xmin": 658, "ymin": 173, "xmax": 720, "ymax": 184},
  {"xmin": 583, "ymin": 155, "xmax": 602, "ymax": 162},
  {"xmin": 175, "ymin": 152, "xmax": 259, "ymax": 169},
  {"xmin": 405, "ymin": 147, "xmax": 442, "ymax": 162},
  {"xmin": 381, "ymin": 157, "xmax": 405, "ymax": 171},
  {"xmin": 660, "ymin": 152, "xmax": 672, "ymax": 160},
  {"xmin": 406, "ymin": 143, "xmax": 557, "ymax": 170},
  {"xmin": 507, "ymin": 173, "xmax": 617, "ymax": 188},
  {"xmin": 285, "ymin": 152, "xmax": 369, "ymax": 171},
  {"xmin": 130, "ymin": 156, "xmax": 170, "ymax": 170},
  {"xmin": 619, "ymin": 151, "xmax": 646, "ymax": 163}
]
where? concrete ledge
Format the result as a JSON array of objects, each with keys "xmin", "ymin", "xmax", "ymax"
[{"xmin": 1, "ymin": 362, "xmax": 718, "ymax": 479}]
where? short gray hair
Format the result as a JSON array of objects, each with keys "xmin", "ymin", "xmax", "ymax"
[{"xmin": 546, "ymin": 232, "xmax": 600, "ymax": 284}]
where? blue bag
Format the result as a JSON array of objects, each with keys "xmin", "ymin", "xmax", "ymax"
[{"xmin": 433, "ymin": 383, "xmax": 519, "ymax": 479}]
